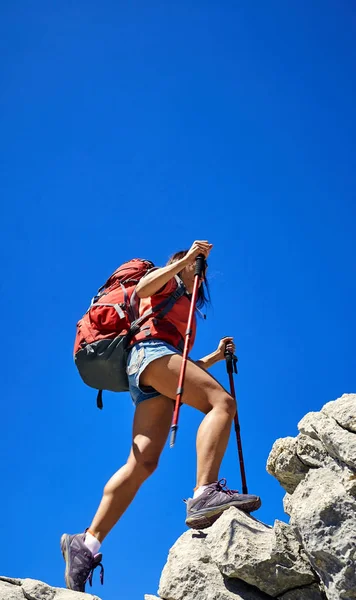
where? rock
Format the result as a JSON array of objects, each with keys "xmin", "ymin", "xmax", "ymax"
[
  {"xmin": 266, "ymin": 437, "xmax": 309, "ymax": 494},
  {"xmin": 0, "ymin": 579, "xmax": 24, "ymax": 600},
  {"xmin": 158, "ymin": 526, "xmax": 273, "ymax": 600},
  {"xmin": 282, "ymin": 493, "xmax": 293, "ymax": 517},
  {"xmin": 151, "ymin": 394, "xmax": 356, "ymax": 600},
  {"xmin": 208, "ymin": 509, "xmax": 315, "ymax": 597},
  {"xmin": 7, "ymin": 394, "xmax": 355, "ymax": 600},
  {"xmin": 0, "ymin": 577, "xmax": 101, "ymax": 600},
  {"xmin": 296, "ymin": 434, "xmax": 329, "ymax": 468},
  {"xmin": 297, "ymin": 412, "xmax": 322, "ymax": 440},
  {"xmin": 298, "ymin": 411, "xmax": 356, "ymax": 470},
  {"xmin": 22, "ymin": 579, "xmax": 57, "ymax": 600},
  {"xmin": 343, "ymin": 469, "xmax": 356, "ymax": 497},
  {"xmin": 0, "ymin": 578, "xmax": 23, "ymax": 586},
  {"xmin": 277, "ymin": 583, "xmax": 326, "ymax": 599},
  {"xmin": 322, "ymin": 394, "xmax": 356, "ymax": 433},
  {"xmin": 287, "ymin": 467, "xmax": 356, "ymax": 600}
]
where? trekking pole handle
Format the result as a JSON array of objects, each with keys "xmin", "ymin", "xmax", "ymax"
[
  {"xmin": 194, "ymin": 254, "xmax": 206, "ymax": 277},
  {"xmin": 224, "ymin": 346, "xmax": 238, "ymax": 374}
]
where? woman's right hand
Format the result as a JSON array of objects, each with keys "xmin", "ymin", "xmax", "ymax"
[{"xmin": 183, "ymin": 240, "xmax": 213, "ymax": 266}]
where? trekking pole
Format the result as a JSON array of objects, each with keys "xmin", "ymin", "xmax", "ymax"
[
  {"xmin": 170, "ymin": 254, "xmax": 206, "ymax": 448},
  {"xmin": 225, "ymin": 347, "xmax": 248, "ymax": 494}
]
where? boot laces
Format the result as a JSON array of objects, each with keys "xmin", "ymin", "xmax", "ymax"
[
  {"xmin": 216, "ymin": 478, "xmax": 239, "ymax": 497},
  {"xmin": 86, "ymin": 558, "xmax": 104, "ymax": 587}
]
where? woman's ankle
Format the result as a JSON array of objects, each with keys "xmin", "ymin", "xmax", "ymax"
[{"xmin": 84, "ymin": 529, "xmax": 102, "ymax": 554}]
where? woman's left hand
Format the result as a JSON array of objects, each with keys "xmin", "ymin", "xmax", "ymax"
[{"xmin": 216, "ymin": 336, "xmax": 236, "ymax": 361}]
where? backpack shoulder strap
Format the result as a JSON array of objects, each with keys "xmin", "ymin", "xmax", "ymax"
[
  {"xmin": 154, "ymin": 276, "xmax": 186, "ymax": 319},
  {"xmin": 129, "ymin": 276, "xmax": 186, "ymax": 335}
]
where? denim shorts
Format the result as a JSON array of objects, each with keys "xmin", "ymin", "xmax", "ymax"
[{"xmin": 126, "ymin": 339, "xmax": 180, "ymax": 406}]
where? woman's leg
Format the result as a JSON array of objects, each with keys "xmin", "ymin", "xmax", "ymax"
[
  {"xmin": 88, "ymin": 394, "xmax": 173, "ymax": 542},
  {"xmin": 140, "ymin": 356, "xmax": 236, "ymax": 487}
]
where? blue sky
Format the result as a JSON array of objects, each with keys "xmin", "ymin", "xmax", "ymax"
[{"xmin": 1, "ymin": 1, "xmax": 355, "ymax": 599}]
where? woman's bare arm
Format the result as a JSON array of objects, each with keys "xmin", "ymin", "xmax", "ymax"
[
  {"xmin": 195, "ymin": 350, "xmax": 221, "ymax": 370},
  {"xmin": 136, "ymin": 240, "xmax": 212, "ymax": 298},
  {"xmin": 136, "ymin": 258, "xmax": 188, "ymax": 298},
  {"xmin": 196, "ymin": 337, "xmax": 235, "ymax": 371}
]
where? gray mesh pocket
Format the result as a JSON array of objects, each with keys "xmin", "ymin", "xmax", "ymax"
[{"xmin": 75, "ymin": 335, "xmax": 129, "ymax": 392}]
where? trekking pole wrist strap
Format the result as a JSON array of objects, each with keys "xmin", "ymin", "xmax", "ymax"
[{"xmin": 224, "ymin": 349, "xmax": 238, "ymax": 374}]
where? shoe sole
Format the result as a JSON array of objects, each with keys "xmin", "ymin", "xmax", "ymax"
[
  {"xmin": 185, "ymin": 497, "xmax": 261, "ymax": 529},
  {"xmin": 60, "ymin": 534, "xmax": 72, "ymax": 590}
]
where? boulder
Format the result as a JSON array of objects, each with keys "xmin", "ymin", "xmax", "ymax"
[
  {"xmin": 158, "ymin": 525, "xmax": 273, "ymax": 600},
  {"xmin": 208, "ymin": 510, "xmax": 315, "ymax": 596},
  {"xmin": 287, "ymin": 468, "xmax": 356, "ymax": 599},
  {"xmin": 0, "ymin": 577, "xmax": 101, "ymax": 600},
  {"xmin": 266, "ymin": 437, "xmax": 309, "ymax": 494},
  {"xmin": 148, "ymin": 394, "xmax": 355, "ymax": 600}
]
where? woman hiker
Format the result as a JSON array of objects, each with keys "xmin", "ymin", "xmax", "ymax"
[{"xmin": 61, "ymin": 240, "xmax": 261, "ymax": 592}]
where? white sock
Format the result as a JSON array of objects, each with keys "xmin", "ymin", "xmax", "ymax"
[
  {"xmin": 84, "ymin": 531, "xmax": 101, "ymax": 555},
  {"xmin": 193, "ymin": 484, "xmax": 210, "ymax": 499}
]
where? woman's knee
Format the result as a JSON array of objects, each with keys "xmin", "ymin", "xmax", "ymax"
[
  {"xmin": 137, "ymin": 456, "xmax": 159, "ymax": 477},
  {"xmin": 210, "ymin": 391, "xmax": 236, "ymax": 418},
  {"xmin": 129, "ymin": 447, "xmax": 160, "ymax": 479}
]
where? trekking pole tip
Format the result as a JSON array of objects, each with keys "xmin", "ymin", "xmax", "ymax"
[{"xmin": 170, "ymin": 425, "xmax": 178, "ymax": 448}]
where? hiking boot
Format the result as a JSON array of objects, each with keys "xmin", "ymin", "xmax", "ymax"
[
  {"xmin": 185, "ymin": 478, "xmax": 261, "ymax": 529},
  {"xmin": 60, "ymin": 533, "xmax": 104, "ymax": 592}
]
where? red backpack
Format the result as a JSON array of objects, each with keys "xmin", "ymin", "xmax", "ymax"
[{"xmin": 74, "ymin": 258, "xmax": 185, "ymax": 407}]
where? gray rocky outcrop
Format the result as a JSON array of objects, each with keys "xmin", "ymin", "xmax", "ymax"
[
  {"xmin": 276, "ymin": 394, "xmax": 356, "ymax": 600},
  {"xmin": 0, "ymin": 577, "xmax": 101, "ymax": 600},
  {"xmin": 3, "ymin": 395, "xmax": 355, "ymax": 600},
  {"xmin": 266, "ymin": 393, "xmax": 356, "ymax": 600},
  {"xmin": 155, "ymin": 508, "xmax": 322, "ymax": 600},
  {"xmin": 145, "ymin": 394, "xmax": 355, "ymax": 600}
]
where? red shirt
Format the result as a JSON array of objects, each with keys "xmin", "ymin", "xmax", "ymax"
[{"xmin": 133, "ymin": 276, "xmax": 196, "ymax": 349}]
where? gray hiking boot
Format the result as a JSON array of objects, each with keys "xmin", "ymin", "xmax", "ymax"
[
  {"xmin": 185, "ymin": 478, "xmax": 261, "ymax": 529},
  {"xmin": 60, "ymin": 532, "xmax": 104, "ymax": 592}
]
